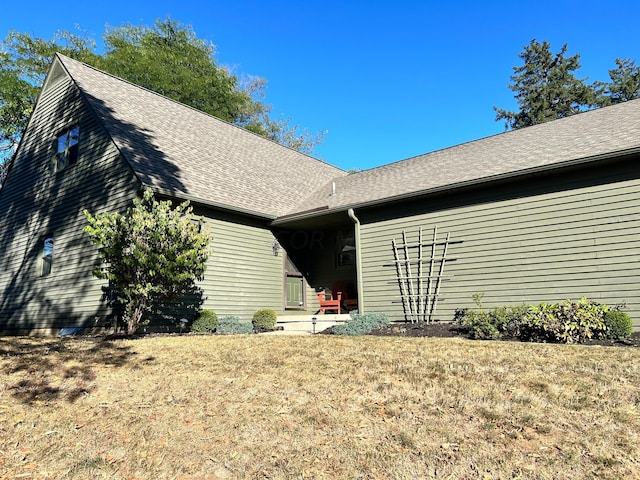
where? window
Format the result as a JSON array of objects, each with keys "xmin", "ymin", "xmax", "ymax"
[
  {"xmin": 55, "ymin": 126, "xmax": 79, "ymax": 172},
  {"xmin": 41, "ymin": 236, "xmax": 54, "ymax": 276},
  {"xmin": 336, "ymin": 231, "xmax": 355, "ymax": 267}
]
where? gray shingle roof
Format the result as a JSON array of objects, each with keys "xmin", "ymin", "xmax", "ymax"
[
  {"xmin": 56, "ymin": 54, "xmax": 345, "ymax": 219},
  {"xmin": 281, "ymin": 97, "xmax": 640, "ymax": 220},
  {"xmin": 55, "ymin": 54, "xmax": 640, "ymax": 223}
]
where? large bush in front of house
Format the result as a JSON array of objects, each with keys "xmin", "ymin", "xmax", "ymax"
[
  {"xmin": 84, "ymin": 188, "xmax": 211, "ymax": 335},
  {"xmin": 252, "ymin": 308, "xmax": 278, "ymax": 332},
  {"xmin": 191, "ymin": 310, "xmax": 219, "ymax": 333},
  {"xmin": 520, "ymin": 297, "xmax": 608, "ymax": 344}
]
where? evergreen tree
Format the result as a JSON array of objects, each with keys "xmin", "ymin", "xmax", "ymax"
[
  {"xmin": 593, "ymin": 58, "xmax": 640, "ymax": 106},
  {"xmin": 494, "ymin": 39, "xmax": 595, "ymax": 130}
]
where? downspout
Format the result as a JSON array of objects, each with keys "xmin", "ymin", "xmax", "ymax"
[{"xmin": 348, "ymin": 208, "xmax": 364, "ymax": 314}]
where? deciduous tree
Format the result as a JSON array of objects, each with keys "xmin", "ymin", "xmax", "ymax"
[
  {"xmin": 97, "ymin": 18, "xmax": 253, "ymax": 124},
  {"xmin": 0, "ymin": 30, "xmax": 98, "ymax": 180},
  {"xmin": 0, "ymin": 18, "xmax": 324, "ymax": 186},
  {"xmin": 83, "ymin": 189, "xmax": 211, "ymax": 335}
]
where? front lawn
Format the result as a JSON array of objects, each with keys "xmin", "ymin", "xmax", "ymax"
[{"xmin": 1, "ymin": 335, "xmax": 639, "ymax": 479}]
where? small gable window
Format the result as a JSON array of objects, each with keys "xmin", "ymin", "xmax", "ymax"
[
  {"xmin": 41, "ymin": 236, "xmax": 54, "ymax": 276},
  {"xmin": 55, "ymin": 125, "xmax": 79, "ymax": 172}
]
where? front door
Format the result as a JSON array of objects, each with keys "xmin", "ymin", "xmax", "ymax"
[{"xmin": 284, "ymin": 254, "xmax": 305, "ymax": 309}]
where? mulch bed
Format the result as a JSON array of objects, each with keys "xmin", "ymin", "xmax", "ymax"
[{"xmin": 365, "ymin": 321, "xmax": 640, "ymax": 347}]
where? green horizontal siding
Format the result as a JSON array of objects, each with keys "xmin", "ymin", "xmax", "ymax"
[
  {"xmin": 0, "ymin": 69, "xmax": 288, "ymax": 332},
  {"xmin": 359, "ymin": 163, "xmax": 640, "ymax": 328},
  {"xmin": 196, "ymin": 211, "xmax": 284, "ymax": 322},
  {"xmin": 0, "ymin": 70, "xmax": 139, "ymax": 333}
]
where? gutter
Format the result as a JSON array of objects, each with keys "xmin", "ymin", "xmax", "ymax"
[
  {"xmin": 151, "ymin": 187, "xmax": 278, "ymax": 221},
  {"xmin": 348, "ymin": 208, "xmax": 365, "ymax": 314}
]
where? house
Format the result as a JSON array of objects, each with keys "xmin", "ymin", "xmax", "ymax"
[{"xmin": 1, "ymin": 53, "xmax": 639, "ymax": 334}]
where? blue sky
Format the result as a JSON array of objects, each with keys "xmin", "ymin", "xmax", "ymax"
[{"xmin": 3, "ymin": 0, "xmax": 639, "ymax": 171}]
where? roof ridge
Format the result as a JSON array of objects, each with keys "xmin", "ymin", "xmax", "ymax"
[
  {"xmin": 54, "ymin": 53, "xmax": 341, "ymax": 169},
  {"xmin": 281, "ymin": 94, "xmax": 640, "ymax": 218},
  {"xmin": 52, "ymin": 53, "xmax": 345, "ymax": 217},
  {"xmin": 352, "ymin": 97, "xmax": 640, "ymax": 175}
]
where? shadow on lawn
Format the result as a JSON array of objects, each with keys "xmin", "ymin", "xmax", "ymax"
[{"xmin": 0, "ymin": 337, "xmax": 136, "ymax": 404}]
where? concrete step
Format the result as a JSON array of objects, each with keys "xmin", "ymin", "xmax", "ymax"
[{"xmin": 271, "ymin": 314, "xmax": 351, "ymax": 335}]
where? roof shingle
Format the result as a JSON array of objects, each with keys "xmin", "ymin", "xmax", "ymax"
[
  {"xmin": 284, "ymin": 97, "xmax": 640, "ymax": 219},
  {"xmin": 57, "ymin": 54, "xmax": 345, "ymax": 218},
  {"xmin": 55, "ymin": 54, "xmax": 640, "ymax": 222}
]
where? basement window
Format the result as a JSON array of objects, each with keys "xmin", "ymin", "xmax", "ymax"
[{"xmin": 55, "ymin": 125, "xmax": 79, "ymax": 172}]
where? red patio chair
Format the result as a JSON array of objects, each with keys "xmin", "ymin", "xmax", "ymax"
[{"xmin": 317, "ymin": 290, "xmax": 341, "ymax": 314}]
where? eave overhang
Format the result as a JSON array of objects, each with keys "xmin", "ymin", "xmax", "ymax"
[{"xmin": 270, "ymin": 145, "xmax": 640, "ymax": 227}]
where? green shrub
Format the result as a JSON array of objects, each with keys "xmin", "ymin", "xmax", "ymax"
[
  {"xmin": 252, "ymin": 308, "xmax": 278, "ymax": 332},
  {"xmin": 519, "ymin": 302, "xmax": 559, "ymax": 343},
  {"xmin": 521, "ymin": 297, "xmax": 608, "ymax": 344},
  {"xmin": 458, "ymin": 295, "xmax": 628, "ymax": 344},
  {"xmin": 455, "ymin": 294, "xmax": 528, "ymax": 340},
  {"xmin": 216, "ymin": 316, "xmax": 254, "ymax": 335},
  {"xmin": 457, "ymin": 305, "xmax": 529, "ymax": 340},
  {"xmin": 456, "ymin": 293, "xmax": 494, "ymax": 340},
  {"xmin": 490, "ymin": 304, "xmax": 530, "ymax": 338},
  {"xmin": 332, "ymin": 312, "xmax": 389, "ymax": 336},
  {"xmin": 460, "ymin": 310, "xmax": 501, "ymax": 339},
  {"xmin": 603, "ymin": 310, "xmax": 633, "ymax": 339},
  {"xmin": 190, "ymin": 309, "xmax": 218, "ymax": 333}
]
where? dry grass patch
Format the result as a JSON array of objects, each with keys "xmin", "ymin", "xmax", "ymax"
[{"xmin": 1, "ymin": 334, "xmax": 639, "ymax": 479}]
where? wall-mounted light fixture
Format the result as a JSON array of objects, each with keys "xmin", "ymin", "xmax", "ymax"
[{"xmin": 272, "ymin": 240, "xmax": 281, "ymax": 256}]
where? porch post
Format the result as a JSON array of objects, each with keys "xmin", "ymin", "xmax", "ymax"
[{"xmin": 348, "ymin": 208, "xmax": 364, "ymax": 314}]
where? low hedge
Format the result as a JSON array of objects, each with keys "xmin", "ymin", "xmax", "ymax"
[
  {"xmin": 252, "ymin": 309, "xmax": 278, "ymax": 332},
  {"xmin": 190, "ymin": 310, "xmax": 218, "ymax": 334},
  {"xmin": 603, "ymin": 310, "xmax": 633, "ymax": 339},
  {"xmin": 216, "ymin": 316, "xmax": 254, "ymax": 335},
  {"xmin": 457, "ymin": 295, "xmax": 634, "ymax": 344}
]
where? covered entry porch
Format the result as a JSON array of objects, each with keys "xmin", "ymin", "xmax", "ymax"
[{"xmin": 272, "ymin": 209, "xmax": 362, "ymax": 317}]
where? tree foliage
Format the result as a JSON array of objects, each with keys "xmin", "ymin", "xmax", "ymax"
[
  {"xmin": 495, "ymin": 40, "xmax": 640, "ymax": 131},
  {"xmin": 0, "ymin": 30, "xmax": 98, "ymax": 156},
  {"xmin": 96, "ymin": 19, "xmax": 253, "ymax": 124},
  {"xmin": 83, "ymin": 188, "xmax": 211, "ymax": 335},
  {"xmin": 494, "ymin": 39, "xmax": 595, "ymax": 130},
  {"xmin": 593, "ymin": 58, "xmax": 640, "ymax": 107},
  {"xmin": 0, "ymin": 18, "xmax": 324, "ymax": 185}
]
